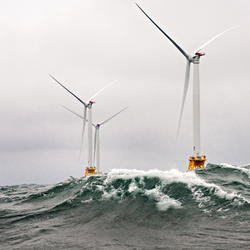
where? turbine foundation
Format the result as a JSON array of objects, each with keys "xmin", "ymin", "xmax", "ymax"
[
  {"xmin": 188, "ymin": 155, "xmax": 206, "ymax": 170},
  {"xmin": 84, "ymin": 166, "xmax": 97, "ymax": 176}
]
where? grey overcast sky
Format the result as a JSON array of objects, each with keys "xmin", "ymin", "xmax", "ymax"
[{"xmin": 1, "ymin": 0, "xmax": 250, "ymax": 185}]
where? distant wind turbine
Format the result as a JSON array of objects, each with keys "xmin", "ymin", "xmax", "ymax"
[
  {"xmin": 50, "ymin": 75, "xmax": 116, "ymax": 170},
  {"xmin": 136, "ymin": 3, "xmax": 235, "ymax": 170},
  {"xmin": 62, "ymin": 106, "xmax": 128, "ymax": 174}
]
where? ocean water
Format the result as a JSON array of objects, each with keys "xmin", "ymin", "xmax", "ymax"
[{"xmin": 0, "ymin": 163, "xmax": 250, "ymax": 249}]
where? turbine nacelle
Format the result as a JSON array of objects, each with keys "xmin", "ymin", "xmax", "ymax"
[
  {"xmin": 88, "ymin": 100, "xmax": 96, "ymax": 107},
  {"xmin": 195, "ymin": 52, "xmax": 205, "ymax": 56},
  {"xmin": 189, "ymin": 52, "xmax": 205, "ymax": 63}
]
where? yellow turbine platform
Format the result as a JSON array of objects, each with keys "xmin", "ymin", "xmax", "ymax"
[
  {"xmin": 84, "ymin": 166, "xmax": 97, "ymax": 176},
  {"xmin": 188, "ymin": 155, "xmax": 207, "ymax": 171}
]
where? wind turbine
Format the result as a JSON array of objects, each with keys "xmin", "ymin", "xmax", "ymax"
[
  {"xmin": 62, "ymin": 106, "xmax": 128, "ymax": 174},
  {"xmin": 136, "ymin": 3, "xmax": 235, "ymax": 170},
  {"xmin": 50, "ymin": 75, "xmax": 116, "ymax": 175}
]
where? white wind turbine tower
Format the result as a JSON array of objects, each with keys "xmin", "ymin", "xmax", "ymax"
[
  {"xmin": 62, "ymin": 106, "xmax": 128, "ymax": 174},
  {"xmin": 50, "ymin": 75, "xmax": 116, "ymax": 175},
  {"xmin": 136, "ymin": 4, "xmax": 235, "ymax": 170}
]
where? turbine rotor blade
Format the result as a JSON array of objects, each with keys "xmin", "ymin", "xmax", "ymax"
[
  {"xmin": 80, "ymin": 107, "xmax": 87, "ymax": 157},
  {"xmin": 88, "ymin": 80, "xmax": 117, "ymax": 102},
  {"xmin": 62, "ymin": 105, "xmax": 95, "ymax": 127},
  {"xmin": 136, "ymin": 3, "xmax": 190, "ymax": 61},
  {"xmin": 62, "ymin": 105, "xmax": 84, "ymax": 119},
  {"xmin": 93, "ymin": 127, "xmax": 97, "ymax": 164},
  {"xmin": 100, "ymin": 106, "xmax": 128, "ymax": 126},
  {"xmin": 61, "ymin": 105, "xmax": 87, "ymax": 157},
  {"xmin": 176, "ymin": 61, "xmax": 191, "ymax": 138},
  {"xmin": 194, "ymin": 26, "xmax": 236, "ymax": 54},
  {"xmin": 50, "ymin": 75, "xmax": 87, "ymax": 106}
]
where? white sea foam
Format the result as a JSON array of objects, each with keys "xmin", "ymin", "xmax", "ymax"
[
  {"xmin": 156, "ymin": 195, "xmax": 182, "ymax": 211},
  {"xmin": 145, "ymin": 186, "xmax": 182, "ymax": 211},
  {"xmin": 102, "ymin": 188, "xmax": 119, "ymax": 200}
]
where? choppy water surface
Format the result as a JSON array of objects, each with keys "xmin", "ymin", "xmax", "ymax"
[{"xmin": 1, "ymin": 163, "xmax": 250, "ymax": 249}]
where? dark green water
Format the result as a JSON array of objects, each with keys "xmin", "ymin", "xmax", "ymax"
[{"xmin": 1, "ymin": 163, "xmax": 250, "ymax": 249}]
